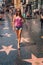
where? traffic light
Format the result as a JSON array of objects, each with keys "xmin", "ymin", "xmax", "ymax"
[{"xmin": 21, "ymin": 0, "xmax": 26, "ymax": 5}]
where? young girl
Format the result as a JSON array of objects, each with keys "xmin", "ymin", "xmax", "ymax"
[{"xmin": 13, "ymin": 9, "xmax": 24, "ymax": 49}]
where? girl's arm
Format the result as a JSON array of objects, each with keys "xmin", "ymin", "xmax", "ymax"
[{"xmin": 12, "ymin": 14, "xmax": 16, "ymax": 31}]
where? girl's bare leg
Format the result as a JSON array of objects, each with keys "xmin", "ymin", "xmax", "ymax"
[
  {"xmin": 16, "ymin": 29, "xmax": 22, "ymax": 49},
  {"xmin": 15, "ymin": 30, "xmax": 19, "ymax": 49},
  {"xmin": 18, "ymin": 30, "xmax": 22, "ymax": 48}
]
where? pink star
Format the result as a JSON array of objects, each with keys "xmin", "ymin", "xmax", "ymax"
[
  {"xmin": 3, "ymin": 27, "xmax": 9, "ymax": 30},
  {"xmin": 21, "ymin": 37, "xmax": 30, "ymax": 42},
  {"xmin": 3, "ymin": 33, "xmax": 12, "ymax": 37},
  {"xmin": 0, "ymin": 45, "xmax": 16, "ymax": 55},
  {"xmin": 23, "ymin": 54, "xmax": 43, "ymax": 65}
]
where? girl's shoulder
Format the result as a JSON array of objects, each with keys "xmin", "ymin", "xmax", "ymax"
[
  {"xmin": 16, "ymin": 16, "xmax": 22, "ymax": 20},
  {"xmin": 13, "ymin": 14, "xmax": 16, "ymax": 19}
]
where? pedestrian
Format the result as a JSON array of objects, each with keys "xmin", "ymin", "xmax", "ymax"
[
  {"xmin": 12, "ymin": 9, "xmax": 25, "ymax": 49},
  {"xmin": 40, "ymin": 10, "xmax": 43, "ymax": 29}
]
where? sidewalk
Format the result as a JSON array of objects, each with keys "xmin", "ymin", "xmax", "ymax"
[{"xmin": 0, "ymin": 12, "xmax": 43, "ymax": 65}]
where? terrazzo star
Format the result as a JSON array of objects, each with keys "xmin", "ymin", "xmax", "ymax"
[
  {"xmin": 0, "ymin": 45, "xmax": 16, "ymax": 55},
  {"xmin": 23, "ymin": 54, "xmax": 43, "ymax": 65}
]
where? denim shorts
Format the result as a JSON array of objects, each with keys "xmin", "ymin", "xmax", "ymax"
[{"xmin": 15, "ymin": 26, "xmax": 23, "ymax": 30}]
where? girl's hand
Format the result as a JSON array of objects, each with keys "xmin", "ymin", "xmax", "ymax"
[
  {"xmin": 13, "ymin": 26, "xmax": 16, "ymax": 33},
  {"xmin": 13, "ymin": 26, "xmax": 14, "ymax": 31},
  {"xmin": 22, "ymin": 18, "xmax": 26, "ymax": 23}
]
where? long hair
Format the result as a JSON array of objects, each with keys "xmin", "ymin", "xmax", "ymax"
[{"xmin": 16, "ymin": 9, "xmax": 23, "ymax": 18}]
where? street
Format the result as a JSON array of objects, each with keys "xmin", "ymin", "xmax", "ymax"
[{"xmin": 0, "ymin": 13, "xmax": 43, "ymax": 65}]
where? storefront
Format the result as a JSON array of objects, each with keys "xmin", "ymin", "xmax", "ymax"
[
  {"xmin": 41, "ymin": 0, "xmax": 43, "ymax": 8},
  {"xmin": 31, "ymin": 0, "xmax": 43, "ymax": 10},
  {"xmin": 13, "ymin": 0, "xmax": 21, "ymax": 8}
]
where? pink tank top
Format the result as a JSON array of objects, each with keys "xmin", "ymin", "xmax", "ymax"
[{"xmin": 14, "ymin": 17, "xmax": 22, "ymax": 27}]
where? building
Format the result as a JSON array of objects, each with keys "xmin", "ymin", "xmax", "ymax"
[
  {"xmin": 20, "ymin": 0, "xmax": 43, "ymax": 15},
  {"xmin": 12, "ymin": 0, "xmax": 21, "ymax": 8},
  {"xmin": 4, "ymin": 0, "xmax": 43, "ymax": 9},
  {"xmin": 4, "ymin": 0, "xmax": 43, "ymax": 15}
]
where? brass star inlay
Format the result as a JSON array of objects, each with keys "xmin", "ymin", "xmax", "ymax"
[
  {"xmin": 0, "ymin": 45, "xmax": 16, "ymax": 55},
  {"xmin": 23, "ymin": 54, "xmax": 43, "ymax": 65}
]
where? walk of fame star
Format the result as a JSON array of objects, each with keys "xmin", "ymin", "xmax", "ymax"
[
  {"xmin": 0, "ymin": 45, "xmax": 16, "ymax": 55},
  {"xmin": 21, "ymin": 37, "xmax": 30, "ymax": 42},
  {"xmin": 23, "ymin": 54, "xmax": 43, "ymax": 65},
  {"xmin": 2, "ymin": 33, "xmax": 12, "ymax": 37},
  {"xmin": 4, "ymin": 20, "xmax": 8, "ymax": 23},
  {"xmin": 3, "ymin": 27, "xmax": 9, "ymax": 30}
]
